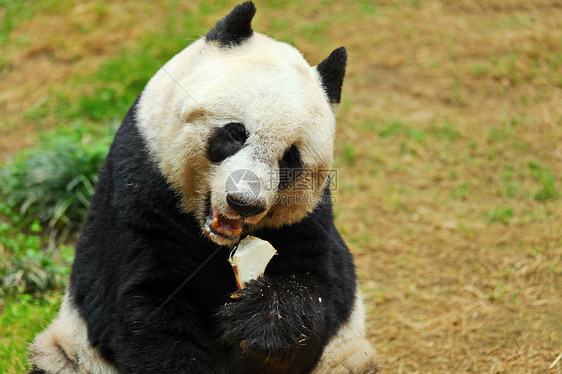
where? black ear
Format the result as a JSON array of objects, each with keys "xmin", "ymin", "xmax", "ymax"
[
  {"xmin": 206, "ymin": 2, "xmax": 256, "ymax": 47},
  {"xmin": 316, "ymin": 47, "xmax": 347, "ymax": 105}
]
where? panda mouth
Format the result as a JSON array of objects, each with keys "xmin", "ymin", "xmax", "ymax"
[{"xmin": 204, "ymin": 208, "xmax": 244, "ymax": 240}]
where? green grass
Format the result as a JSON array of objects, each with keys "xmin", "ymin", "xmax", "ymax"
[
  {"xmin": 1, "ymin": 123, "xmax": 114, "ymax": 241},
  {"xmin": 0, "ymin": 200, "xmax": 72, "ymax": 372},
  {"xmin": 0, "ymin": 293, "xmax": 62, "ymax": 373},
  {"xmin": 378, "ymin": 120, "xmax": 462, "ymax": 143},
  {"xmin": 429, "ymin": 121, "xmax": 463, "ymax": 141},
  {"xmin": 0, "ymin": 0, "xmax": 75, "ymax": 46},
  {"xmin": 0, "ymin": 202, "xmax": 74, "ymax": 297},
  {"xmin": 451, "ymin": 181, "xmax": 470, "ymax": 200},
  {"xmin": 342, "ymin": 143, "xmax": 357, "ymax": 165},
  {"xmin": 485, "ymin": 206, "xmax": 515, "ymax": 224},
  {"xmin": 528, "ymin": 160, "xmax": 558, "ymax": 201},
  {"xmin": 502, "ymin": 165, "xmax": 520, "ymax": 198},
  {"xmin": 378, "ymin": 120, "xmax": 404, "ymax": 137},
  {"xmin": 0, "ymin": 0, "xmax": 35, "ymax": 46}
]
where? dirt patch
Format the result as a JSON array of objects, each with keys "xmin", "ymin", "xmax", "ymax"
[
  {"xmin": 330, "ymin": 1, "xmax": 561, "ymax": 372},
  {"xmin": 0, "ymin": 1, "xmax": 197, "ymax": 161}
]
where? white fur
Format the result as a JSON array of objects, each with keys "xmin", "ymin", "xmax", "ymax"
[
  {"xmin": 312, "ymin": 293, "xmax": 379, "ymax": 374},
  {"xmin": 29, "ymin": 294, "xmax": 118, "ymax": 374},
  {"xmin": 136, "ymin": 33, "xmax": 335, "ymax": 242}
]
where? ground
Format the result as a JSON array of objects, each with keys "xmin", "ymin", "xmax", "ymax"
[{"xmin": 0, "ymin": 0, "xmax": 561, "ymax": 373}]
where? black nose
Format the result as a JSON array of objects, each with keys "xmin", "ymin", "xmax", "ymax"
[{"xmin": 226, "ymin": 193, "xmax": 267, "ymax": 218}]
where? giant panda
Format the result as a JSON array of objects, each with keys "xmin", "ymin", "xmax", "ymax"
[{"xmin": 29, "ymin": 2, "xmax": 379, "ymax": 374}]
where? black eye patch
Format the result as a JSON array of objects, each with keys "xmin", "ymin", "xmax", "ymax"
[
  {"xmin": 278, "ymin": 145, "xmax": 303, "ymax": 190},
  {"xmin": 206, "ymin": 123, "xmax": 248, "ymax": 163}
]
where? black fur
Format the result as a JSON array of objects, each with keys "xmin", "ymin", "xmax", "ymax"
[
  {"xmin": 316, "ymin": 47, "xmax": 347, "ymax": 104},
  {"xmin": 278, "ymin": 145, "xmax": 303, "ymax": 190},
  {"xmin": 58, "ymin": 97, "xmax": 356, "ymax": 374},
  {"xmin": 206, "ymin": 1, "xmax": 256, "ymax": 47},
  {"xmin": 206, "ymin": 122, "xmax": 248, "ymax": 163}
]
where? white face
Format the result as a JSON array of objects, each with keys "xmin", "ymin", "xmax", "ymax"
[{"xmin": 137, "ymin": 33, "xmax": 336, "ymax": 246}]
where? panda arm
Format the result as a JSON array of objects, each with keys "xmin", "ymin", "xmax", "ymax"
[
  {"xmin": 217, "ymin": 219, "xmax": 355, "ymax": 373},
  {"xmin": 217, "ymin": 272, "xmax": 330, "ymax": 355}
]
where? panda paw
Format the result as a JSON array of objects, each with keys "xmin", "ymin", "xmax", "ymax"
[
  {"xmin": 28, "ymin": 368, "xmax": 46, "ymax": 374},
  {"xmin": 218, "ymin": 276, "xmax": 321, "ymax": 359}
]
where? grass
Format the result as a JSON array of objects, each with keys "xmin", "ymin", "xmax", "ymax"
[
  {"xmin": 485, "ymin": 206, "xmax": 514, "ymax": 224},
  {"xmin": 1, "ymin": 123, "xmax": 113, "ymax": 242},
  {"xmin": 0, "ymin": 216, "xmax": 73, "ymax": 296},
  {"xmin": 0, "ymin": 198, "xmax": 72, "ymax": 372},
  {"xmin": 528, "ymin": 160, "xmax": 558, "ymax": 202},
  {"xmin": 0, "ymin": 0, "xmax": 35, "ymax": 46},
  {"xmin": 0, "ymin": 293, "xmax": 62, "ymax": 373},
  {"xmin": 1, "ymin": 0, "xmax": 562, "ymax": 373}
]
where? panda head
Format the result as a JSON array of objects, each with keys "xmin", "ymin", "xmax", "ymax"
[{"xmin": 137, "ymin": 1, "xmax": 346, "ymax": 246}]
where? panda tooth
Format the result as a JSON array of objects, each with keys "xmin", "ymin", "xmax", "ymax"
[
  {"xmin": 211, "ymin": 217, "xmax": 220, "ymax": 229},
  {"xmin": 232, "ymin": 227, "xmax": 242, "ymax": 237}
]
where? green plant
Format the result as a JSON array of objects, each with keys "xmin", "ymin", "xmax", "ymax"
[
  {"xmin": 342, "ymin": 143, "xmax": 357, "ymax": 165},
  {"xmin": 378, "ymin": 120, "xmax": 404, "ymax": 137},
  {"xmin": 430, "ymin": 120, "xmax": 463, "ymax": 141},
  {"xmin": 0, "ymin": 206, "xmax": 74, "ymax": 297},
  {"xmin": 528, "ymin": 160, "xmax": 558, "ymax": 201},
  {"xmin": 501, "ymin": 165, "xmax": 521, "ymax": 198},
  {"xmin": 485, "ymin": 206, "xmax": 514, "ymax": 224},
  {"xmin": 0, "ymin": 126, "xmax": 112, "ymax": 241},
  {"xmin": 0, "ymin": 292, "xmax": 62, "ymax": 373}
]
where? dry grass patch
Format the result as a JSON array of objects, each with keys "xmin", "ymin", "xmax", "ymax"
[{"xmin": 0, "ymin": 1, "xmax": 199, "ymax": 160}]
